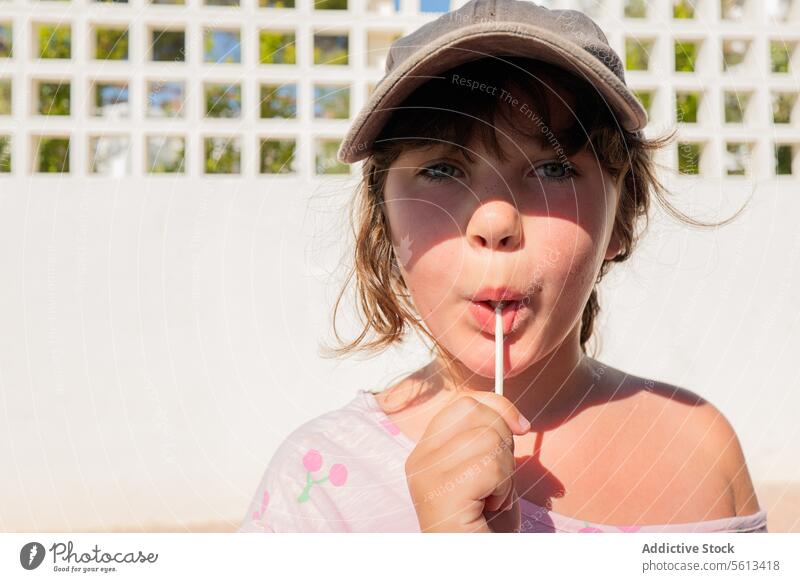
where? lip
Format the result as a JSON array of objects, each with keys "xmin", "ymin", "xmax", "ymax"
[
  {"xmin": 468, "ymin": 299, "xmax": 525, "ymax": 335},
  {"xmin": 469, "ymin": 286, "xmax": 527, "ymax": 303}
]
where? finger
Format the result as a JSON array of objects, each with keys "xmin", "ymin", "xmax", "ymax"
[
  {"xmin": 482, "ymin": 471, "xmax": 514, "ymax": 514},
  {"xmin": 420, "ymin": 394, "xmax": 528, "ymax": 453},
  {"xmin": 411, "ymin": 425, "xmax": 516, "ymax": 479},
  {"xmin": 444, "ymin": 449, "xmax": 515, "ymax": 511},
  {"xmin": 464, "ymin": 392, "xmax": 531, "ymax": 435},
  {"xmin": 484, "ymin": 478, "xmax": 516, "ymax": 513},
  {"xmin": 440, "ymin": 451, "xmax": 516, "ymax": 530},
  {"xmin": 485, "ymin": 489, "xmax": 521, "ymax": 533}
]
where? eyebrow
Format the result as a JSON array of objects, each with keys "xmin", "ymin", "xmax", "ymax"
[{"xmin": 423, "ymin": 136, "xmax": 561, "ymax": 160}]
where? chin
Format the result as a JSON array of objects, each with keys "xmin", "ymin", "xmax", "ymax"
[{"xmin": 446, "ymin": 330, "xmax": 538, "ymax": 381}]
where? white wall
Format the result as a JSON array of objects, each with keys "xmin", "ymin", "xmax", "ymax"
[
  {"xmin": 0, "ymin": 0, "xmax": 798, "ymax": 531},
  {"xmin": 0, "ymin": 173, "xmax": 797, "ymax": 531}
]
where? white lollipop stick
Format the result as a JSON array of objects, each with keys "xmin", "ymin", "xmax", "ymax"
[{"xmin": 494, "ymin": 304, "xmax": 503, "ymax": 396}]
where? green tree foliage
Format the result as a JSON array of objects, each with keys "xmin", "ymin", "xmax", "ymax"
[
  {"xmin": 624, "ymin": 0, "xmax": 647, "ymax": 18},
  {"xmin": 0, "ymin": 80, "xmax": 11, "ymax": 115},
  {"xmin": 316, "ymin": 0, "xmax": 347, "ymax": 9},
  {"xmin": 315, "ymin": 139, "xmax": 348, "ymax": 174},
  {"xmin": 675, "ymin": 92, "xmax": 700, "ymax": 123},
  {"xmin": 771, "ymin": 42, "xmax": 792, "ymax": 73},
  {"xmin": 147, "ymin": 137, "xmax": 184, "ymax": 173},
  {"xmin": 38, "ymin": 82, "xmax": 70, "ymax": 116},
  {"xmin": 633, "ymin": 90, "xmax": 653, "ymax": 115},
  {"xmin": 314, "ymin": 35, "xmax": 348, "ymax": 65},
  {"xmin": 95, "ymin": 28, "xmax": 129, "ymax": 60},
  {"xmin": 0, "ymin": 135, "xmax": 10, "ymax": 173},
  {"xmin": 37, "ymin": 137, "xmax": 70, "ymax": 173},
  {"xmin": 314, "ymin": 85, "xmax": 349, "ymax": 119},
  {"xmin": 775, "ymin": 145, "xmax": 793, "ymax": 175},
  {"xmin": 677, "ymin": 143, "xmax": 700, "ymax": 175},
  {"xmin": 260, "ymin": 85, "xmax": 296, "ymax": 118},
  {"xmin": 673, "ymin": 0, "xmax": 695, "ymax": 19},
  {"xmin": 38, "ymin": 24, "xmax": 71, "ymax": 59},
  {"xmin": 260, "ymin": 31, "xmax": 296, "ymax": 64},
  {"xmin": 722, "ymin": 40, "xmax": 748, "ymax": 72},
  {"xmin": 260, "ymin": 139, "xmax": 295, "ymax": 173},
  {"xmin": 204, "ymin": 137, "xmax": 241, "ymax": 174},
  {"xmin": 152, "ymin": 30, "xmax": 185, "ymax": 62},
  {"xmin": 0, "ymin": 24, "xmax": 12, "ymax": 58},
  {"xmin": 205, "ymin": 84, "xmax": 241, "ymax": 118},
  {"xmin": 724, "ymin": 92, "xmax": 749, "ymax": 123},
  {"xmin": 674, "ymin": 40, "xmax": 697, "ymax": 72},
  {"xmin": 772, "ymin": 93, "xmax": 795, "ymax": 124},
  {"xmin": 625, "ymin": 39, "xmax": 652, "ymax": 71}
]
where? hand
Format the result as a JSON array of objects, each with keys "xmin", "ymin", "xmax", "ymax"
[{"xmin": 404, "ymin": 392, "xmax": 531, "ymax": 532}]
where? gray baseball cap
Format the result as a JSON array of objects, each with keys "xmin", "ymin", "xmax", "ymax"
[{"xmin": 337, "ymin": 0, "xmax": 648, "ymax": 164}]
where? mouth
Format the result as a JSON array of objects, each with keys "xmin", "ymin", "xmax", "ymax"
[
  {"xmin": 484, "ymin": 299, "xmax": 525, "ymax": 310},
  {"xmin": 468, "ymin": 298, "xmax": 528, "ymax": 335}
]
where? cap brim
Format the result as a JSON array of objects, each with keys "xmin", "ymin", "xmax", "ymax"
[{"xmin": 338, "ymin": 21, "xmax": 648, "ymax": 164}]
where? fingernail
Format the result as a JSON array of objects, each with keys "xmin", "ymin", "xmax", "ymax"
[{"xmin": 517, "ymin": 413, "xmax": 531, "ymax": 432}]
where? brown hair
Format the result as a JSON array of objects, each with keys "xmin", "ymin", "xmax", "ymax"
[{"xmin": 320, "ymin": 56, "xmax": 746, "ymax": 371}]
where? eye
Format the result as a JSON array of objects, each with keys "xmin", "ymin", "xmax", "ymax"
[
  {"xmin": 419, "ymin": 161, "xmax": 462, "ymax": 182},
  {"xmin": 534, "ymin": 161, "xmax": 579, "ymax": 182}
]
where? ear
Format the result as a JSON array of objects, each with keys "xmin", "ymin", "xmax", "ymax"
[
  {"xmin": 603, "ymin": 171, "xmax": 627, "ymax": 261},
  {"xmin": 603, "ymin": 226, "xmax": 623, "ymax": 261}
]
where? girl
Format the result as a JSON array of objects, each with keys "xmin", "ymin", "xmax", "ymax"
[{"xmin": 238, "ymin": 0, "xmax": 767, "ymax": 533}]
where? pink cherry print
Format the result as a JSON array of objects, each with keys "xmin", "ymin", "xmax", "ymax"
[
  {"xmin": 328, "ymin": 463, "xmax": 348, "ymax": 486},
  {"xmin": 380, "ymin": 418, "xmax": 401, "ymax": 436},
  {"xmin": 252, "ymin": 489, "xmax": 270, "ymax": 521},
  {"xmin": 259, "ymin": 489, "xmax": 270, "ymax": 514},
  {"xmin": 617, "ymin": 525, "xmax": 642, "ymax": 533},
  {"xmin": 578, "ymin": 526, "xmax": 604, "ymax": 533},
  {"xmin": 303, "ymin": 449, "xmax": 323, "ymax": 472}
]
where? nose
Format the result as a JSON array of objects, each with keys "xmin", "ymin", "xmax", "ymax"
[{"xmin": 466, "ymin": 191, "xmax": 523, "ymax": 252}]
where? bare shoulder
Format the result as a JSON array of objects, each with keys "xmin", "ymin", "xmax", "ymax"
[{"xmin": 605, "ymin": 370, "xmax": 762, "ymax": 517}]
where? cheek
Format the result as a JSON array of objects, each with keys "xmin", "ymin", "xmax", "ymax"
[
  {"xmin": 520, "ymin": 224, "xmax": 603, "ymax": 359},
  {"xmin": 537, "ymin": 216, "xmax": 604, "ymax": 290},
  {"xmin": 385, "ymin": 197, "xmax": 463, "ymax": 308},
  {"xmin": 387, "ymin": 199, "xmax": 454, "ymax": 255},
  {"xmin": 399, "ymin": 240, "xmax": 463, "ymax": 318},
  {"xmin": 543, "ymin": 185, "xmax": 614, "ymax": 263},
  {"xmin": 543, "ymin": 224, "xmax": 599, "ymax": 317}
]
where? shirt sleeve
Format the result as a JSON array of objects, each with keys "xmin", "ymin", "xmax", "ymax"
[{"xmin": 236, "ymin": 435, "xmax": 352, "ymax": 533}]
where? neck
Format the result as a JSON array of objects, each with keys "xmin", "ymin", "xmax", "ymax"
[{"xmin": 432, "ymin": 324, "xmax": 598, "ymax": 427}]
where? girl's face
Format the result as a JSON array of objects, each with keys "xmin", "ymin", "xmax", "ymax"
[{"xmin": 382, "ymin": 84, "xmax": 623, "ymax": 379}]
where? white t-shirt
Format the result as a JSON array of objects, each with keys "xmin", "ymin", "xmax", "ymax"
[{"xmin": 237, "ymin": 389, "xmax": 768, "ymax": 533}]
